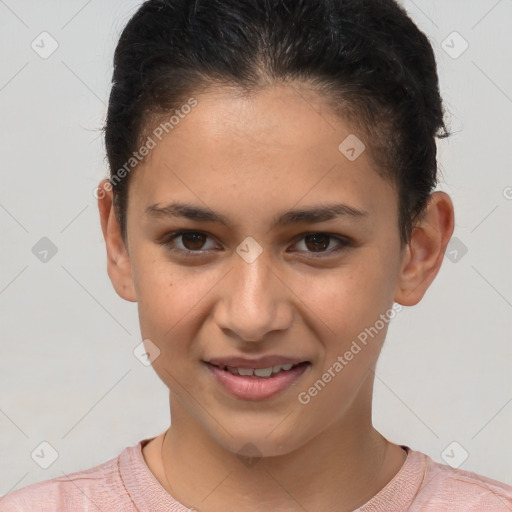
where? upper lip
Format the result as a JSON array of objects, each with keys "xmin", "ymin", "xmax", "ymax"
[{"xmin": 205, "ymin": 356, "xmax": 310, "ymax": 369}]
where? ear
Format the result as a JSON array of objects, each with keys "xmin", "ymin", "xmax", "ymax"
[
  {"xmin": 97, "ymin": 179, "xmax": 137, "ymax": 302},
  {"xmin": 394, "ymin": 191, "xmax": 455, "ymax": 306}
]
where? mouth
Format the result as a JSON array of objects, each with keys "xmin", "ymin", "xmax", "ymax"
[
  {"xmin": 203, "ymin": 359, "xmax": 311, "ymax": 401},
  {"xmin": 206, "ymin": 360, "xmax": 309, "ymax": 378}
]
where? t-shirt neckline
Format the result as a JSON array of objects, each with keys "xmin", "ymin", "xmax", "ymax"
[{"xmin": 119, "ymin": 438, "xmax": 425, "ymax": 512}]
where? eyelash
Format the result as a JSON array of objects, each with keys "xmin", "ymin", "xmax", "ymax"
[{"xmin": 159, "ymin": 230, "xmax": 351, "ymax": 259}]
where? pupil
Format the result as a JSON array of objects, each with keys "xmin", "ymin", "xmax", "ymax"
[
  {"xmin": 305, "ymin": 234, "xmax": 329, "ymax": 252},
  {"xmin": 183, "ymin": 233, "xmax": 205, "ymax": 250}
]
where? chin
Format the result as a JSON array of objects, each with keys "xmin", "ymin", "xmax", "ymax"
[{"xmin": 209, "ymin": 424, "xmax": 308, "ymax": 460}]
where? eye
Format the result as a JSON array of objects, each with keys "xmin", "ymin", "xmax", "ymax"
[
  {"xmin": 159, "ymin": 230, "xmax": 350, "ymax": 258},
  {"xmin": 160, "ymin": 230, "xmax": 219, "ymax": 256},
  {"xmin": 290, "ymin": 232, "xmax": 350, "ymax": 257}
]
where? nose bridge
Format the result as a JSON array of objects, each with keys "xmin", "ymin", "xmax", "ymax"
[
  {"xmin": 216, "ymin": 245, "xmax": 291, "ymax": 342},
  {"xmin": 236, "ymin": 249, "xmax": 272, "ymax": 309}
]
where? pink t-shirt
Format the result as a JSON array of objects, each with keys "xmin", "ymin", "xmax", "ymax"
[{"xmin": 1, "ymin": 438, "xmax": 511, "ymax": 511}]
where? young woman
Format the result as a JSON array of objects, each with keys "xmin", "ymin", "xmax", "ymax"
[{"xmin": 3, "ymin": 0, "xmax": 512, "ymax": 510}]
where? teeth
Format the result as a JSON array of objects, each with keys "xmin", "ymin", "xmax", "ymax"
[
  {"xmin": 222, "ymin": 363, "xmax": 297, "ymax": 378},
  {"xmin": 254, "ymin": 367, "xmax": 273, "ymax": 377}
]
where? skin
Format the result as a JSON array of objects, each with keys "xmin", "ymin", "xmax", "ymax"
[{"xmin": 97, "ymin": 84, "xmax": 454, "ymax": 511}]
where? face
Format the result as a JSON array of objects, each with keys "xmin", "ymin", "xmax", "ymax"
[{"xmin": 112, "ymin": 85, "xmax": 407, "ymax": 457}]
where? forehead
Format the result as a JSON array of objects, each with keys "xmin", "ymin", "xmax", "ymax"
[{"xmin": 128, "ymin": 84, "xmax": 397, "ymax": 229}]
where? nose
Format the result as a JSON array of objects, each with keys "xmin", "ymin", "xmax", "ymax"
[{"xmin": 214, "ymin": 251, "xmax": 293, "ymax": 343}]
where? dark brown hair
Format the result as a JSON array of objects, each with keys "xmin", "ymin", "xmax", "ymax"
[{"xmin": 103, "ymin": 0, "xmax": 451, "ymax": 246}]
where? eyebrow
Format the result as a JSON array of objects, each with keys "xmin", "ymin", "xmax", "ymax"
[{"xmin": 145, "ymin": 201, "xmax": 369, "ymax": 228}]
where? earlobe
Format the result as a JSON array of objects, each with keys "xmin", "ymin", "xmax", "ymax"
[
  {"xmin": 97, "ymin": 179, "xmax": 137, "ymax": 303},
  {"xmin": 394, "ymin": 192, "xmax": 455, "ymax": 306}
]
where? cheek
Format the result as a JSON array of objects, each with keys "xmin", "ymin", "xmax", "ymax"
[
  {"xmin": 292, "ymin": 260, "xmax": 396, "ymax": 423},
  {"xmin": 297, "ymin": 254, "xmax": 396, "ymax": 344},
  {"xmin": 133, "ymin": 252, "xmax": 229, "ymax": 365},
  {"xmin": 135, "ymin": 274, "xmax": 202, "ymax": 388},
  {"xmin": 132, "ymin": 254, "xmax": 195, "ymax": 342}
]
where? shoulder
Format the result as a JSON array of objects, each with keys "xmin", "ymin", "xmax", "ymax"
[
  {"xmin": 0, "ymin": 447, "xmax": 133, "ymax": 512},
  {"xmin": 412, "ymin": 450, "xmax": 512, "ymax": 511}
]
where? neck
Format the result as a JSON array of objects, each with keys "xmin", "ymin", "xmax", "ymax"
[{"xmin": 151, "ymin": 388, "xmax": 407, "ymax": 511}]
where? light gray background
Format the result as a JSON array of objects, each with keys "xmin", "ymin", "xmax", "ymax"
[{"xmin": 1, "ymin": 0, "xmax": 511, "ymax": 497}]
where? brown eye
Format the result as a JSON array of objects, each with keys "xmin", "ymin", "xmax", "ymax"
[
  {"xmin": 160, "ymin": 231, "xmax": 218, "ymax": 256},
  {"xmin": 291, "ymin": 232, "xmax": 350, "ymax": 258},
  {"xmin": 180, "ymin": 232, "xmax": 208, "ymax": 251},
  {"xmin": 303, "ymin": 234, "xmax": 331, "ymax": 252}
]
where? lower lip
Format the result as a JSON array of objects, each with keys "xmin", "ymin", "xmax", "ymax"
[{"xmin": 205, "ymin": 362, "xmax": 310, "ymax": 401}]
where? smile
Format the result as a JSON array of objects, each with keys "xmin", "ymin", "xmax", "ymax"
[{"xmin": 204, "ymin": 361, "xmax": 311, "ymax": 401}]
